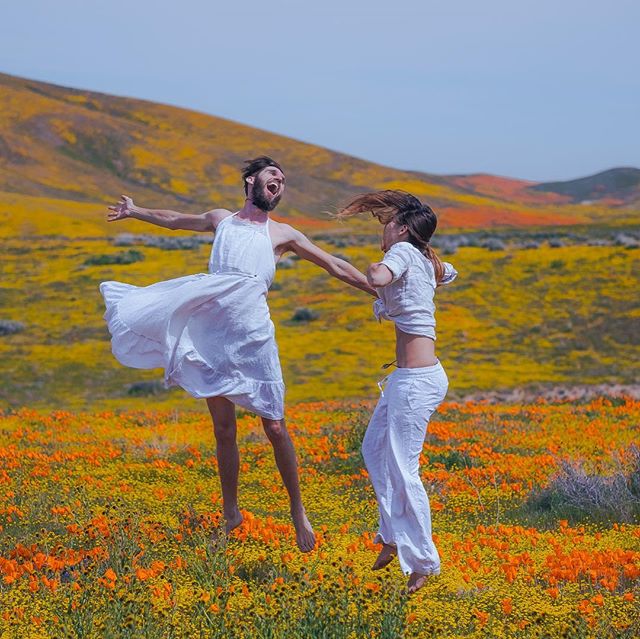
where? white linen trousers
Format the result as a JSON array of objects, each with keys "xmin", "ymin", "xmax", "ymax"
[{"xmin": 362, "ymin": 361, "xmax": 448, "ymax": 576}]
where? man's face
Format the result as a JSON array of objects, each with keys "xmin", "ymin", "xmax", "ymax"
[{"xmin": 249, "ymin": 167, "xmax": 286, "ymax": 212}]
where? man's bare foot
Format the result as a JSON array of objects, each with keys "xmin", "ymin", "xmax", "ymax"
[
  {"xmin": 224, "ymin": 508, "xmax": 243, "ymax": 534},
  {"xmin": 372, "ymin": 543, "xmax": 397, "ymax": 570},
  {"xmin": 407, "ymin": 572, "xmax": 430, "ymax": 594},
  {"xmin": 291, "ymin": 508, "xmax": 315, "ymax": 552}
]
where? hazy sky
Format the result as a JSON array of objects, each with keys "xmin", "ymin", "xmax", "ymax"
[{"xmin": 2, "ymin": 0, "xmax": 638, "ymax": 181}]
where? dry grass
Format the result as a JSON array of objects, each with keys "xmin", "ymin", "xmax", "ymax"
[{"xmin": 526, "ymin": 446, "xmax": 640, "ymax": 524}]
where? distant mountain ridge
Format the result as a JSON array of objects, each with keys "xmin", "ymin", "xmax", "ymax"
[
  {"xmin": 530, "ymin": 167, "xmax": 640, "ymax": 206},
  {"xmin": 0, "ymin": 71, "xmax": 637, "ymax": 237}
]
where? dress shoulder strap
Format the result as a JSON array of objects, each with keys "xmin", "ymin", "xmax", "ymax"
[{"xmin": 215, "ymin": 212, "xmax": 237, "ymax": 230}]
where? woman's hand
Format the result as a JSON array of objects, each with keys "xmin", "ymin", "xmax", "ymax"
[{"xmin": 107, "ymin": 195, "xmax": 136, "ymax": 222}]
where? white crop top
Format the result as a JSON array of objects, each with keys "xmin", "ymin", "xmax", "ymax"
[{"xmin": 373, "ymin": 241, "xmax": 457, "ymax": 339}]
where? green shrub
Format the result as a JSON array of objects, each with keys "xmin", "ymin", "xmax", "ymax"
[
  {"xmin": 84, "ymin": 249, "xmax": 145, "ymax": 266},
  {"xmin": 0, "ymin": 320, "xmax": 25, "ymax": 336},
  {"xmin": 126, "ymin": 380, "xmax": 167, "ymax": 396},
  {"xmin": 290, "ymin": 307, "xmax": 319, "ymax": 322}
]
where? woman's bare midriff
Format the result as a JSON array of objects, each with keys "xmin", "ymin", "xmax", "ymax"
[{"xmin": 395, "ymin": 326, "xmax": 438, "ymax": 368}]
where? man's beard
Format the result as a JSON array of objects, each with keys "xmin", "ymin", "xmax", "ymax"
[{"xmin": 250, "ymin": 175, "xmax": 282, "ymax": 212}]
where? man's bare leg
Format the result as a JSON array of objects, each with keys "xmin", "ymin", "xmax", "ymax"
[
  {"xmin": 206, "ymin": 397, "xmax": 243, "ymax": 533},
  {"xmin": 262, "ymin": 417, "xmax": 316, "ymax": 552},
  {"xmin": 372, "ymin": 543, "xmax": 397, "ymax": 570}
]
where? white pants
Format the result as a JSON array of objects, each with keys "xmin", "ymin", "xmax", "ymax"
[{"xmin": 362, "ymin": 362, "xmax": 448, "ymax": 576}]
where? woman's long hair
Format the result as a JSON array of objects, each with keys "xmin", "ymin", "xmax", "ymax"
[{"xmin": 337, "ymin": 190, "xmax": 445, "ymax": 284}]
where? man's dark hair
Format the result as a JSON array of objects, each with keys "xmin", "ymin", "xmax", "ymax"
[{"xmin": 241, "ymin": 156, "xmax": 283, "ymax": 195}]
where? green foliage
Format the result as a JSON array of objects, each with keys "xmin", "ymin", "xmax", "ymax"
[
  {"xmin": 126, "ymin": 380, "xmax": 167, "ymax": 397},
  {"xmin": 425, "ymin": 449, "xmax": 474, "ymax": 470},
  {"xmin": 0, "ymin": 319, "xmax": 25, "ymax": 336},
  {"xmin": 84, "ymin": 249, "xmax": 145, "ymax": 266},
  {"xmin": 290, "ymin": 307, "xmax": 319, "ymax": 323}
]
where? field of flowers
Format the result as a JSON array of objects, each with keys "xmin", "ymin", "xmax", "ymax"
[
  {"xmin": 2, "ymin": 70, "xmax": 639, "ymax": 639},
  {"xmin": 1, "ymin": 238, "xmax": 638, "ymax": 411},
  {"xmin": 1, "ymin": 398, "xmax": 638, "ymax": 638}
]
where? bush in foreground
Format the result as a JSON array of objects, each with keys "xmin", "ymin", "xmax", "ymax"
[{"xmin": 526, "ymin": 445, "xmax": 640, "ymax": 524}]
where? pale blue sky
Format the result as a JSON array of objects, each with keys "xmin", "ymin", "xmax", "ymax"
[{"xmin": 1, "ymin": 0, "xmax": 638, "ymax": 181}]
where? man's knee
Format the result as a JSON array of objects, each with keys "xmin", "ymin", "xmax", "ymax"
[
  {"xmin": 207, "ymin": 397, "xmax": 237, "ymax": 441},
  {"xmin": 262, "ymin": 418, "xmax": 287, "ymax": 442},
  {"xmin": 213, "ymin": 420, "xmax": 237, "ymax": 444}
]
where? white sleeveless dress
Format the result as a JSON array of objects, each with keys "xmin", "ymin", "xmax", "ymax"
[{"xmin": 99, "ymin": 213, "xmax": 285, "ymax": 419}]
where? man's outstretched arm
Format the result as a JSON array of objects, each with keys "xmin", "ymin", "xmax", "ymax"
[
  {"xmin": 286, "ymin": 227, "xmax": 377, "ymax": 297},
  {"xmin": 107, "ymin": 195, "xmax": 231, "ymax": 231}
]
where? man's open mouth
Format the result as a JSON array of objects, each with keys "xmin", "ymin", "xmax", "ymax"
[{"xmin": 266, "ymin": 182, "xmax": 279, "ymax": 195}]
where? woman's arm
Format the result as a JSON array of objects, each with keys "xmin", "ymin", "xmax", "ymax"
[
  {"xmin": 367, "ymin": 243, "xmax": 410, "ymax": 287},
  {"xmin": 286, "ymin": 227, "xmax": 377, "ymax": 296},
  {"xmin": 107, "ymin": 195, "xmax": 231, "ymax": 231},
  {"xmin": 366, "ymin": 263, "xmax": 394, "ymax": 287}
]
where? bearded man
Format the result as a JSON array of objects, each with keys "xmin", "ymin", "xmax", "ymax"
[{"xmin": 101, "ymin": 156, "xmax": 375, "ymax": 551}]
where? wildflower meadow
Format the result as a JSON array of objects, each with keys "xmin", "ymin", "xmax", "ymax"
[
  {"xmin": 1, "ymin": 71, "xmax": 639, "ymax": 638},
  {"xmin": 1, "ymin": 399, "xmax": 639, "ymax": 638}
]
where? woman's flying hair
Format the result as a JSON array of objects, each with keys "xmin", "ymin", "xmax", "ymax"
[
  {"xmin": 337, "ymin": 190, "xmax": 446, "ymax": 284},
  {"xmin": 241, "ymin": 156, "xmax": 284, "ymax": 195}
]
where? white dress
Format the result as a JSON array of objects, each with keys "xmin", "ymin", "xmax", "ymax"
[{"xmin": 99, "ymin": 213, "xmax": 285, "ymax": 419}]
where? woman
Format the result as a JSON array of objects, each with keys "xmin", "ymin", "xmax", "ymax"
[{"xmin": 338, "ymin": 190, "xmax": 457, "ymax": 593}]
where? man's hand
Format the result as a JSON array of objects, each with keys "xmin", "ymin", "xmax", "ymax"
[{"xmin": 107, "ymin": 195, "xmax": 135, "ymax": 222}]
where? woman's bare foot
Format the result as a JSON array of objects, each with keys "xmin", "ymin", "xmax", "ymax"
[
  {"xmin": 224, "ymin": 508, "xmax": 243, "ymax": 534},
  {"xmin": 291, "ymin": 508, "xmax": 315, "ymax": 552},
  {"xmin": 407, "ymin": 572, "xmax": 430, "ymax": 594},
  {"xmin": 372, "ymin": 543, "xmax": 397, "ymax": 570}
]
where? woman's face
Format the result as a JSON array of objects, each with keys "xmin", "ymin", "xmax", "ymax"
[{"xmin": 381, "ymin": 218, "xmax": 408, "ymax": 252}]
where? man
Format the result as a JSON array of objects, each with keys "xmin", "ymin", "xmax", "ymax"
[{"xmin": 102, "ymin": 156, "xmax": 375, "ymax": 552}]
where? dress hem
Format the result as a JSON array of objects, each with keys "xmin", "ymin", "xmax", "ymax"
[{"xmin": 101, "ymin": 281, "xmax": 285, "ymax": 420}]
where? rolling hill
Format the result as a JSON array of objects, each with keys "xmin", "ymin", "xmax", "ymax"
[
  {"xmin": 0, "ymin": 72, "xmax": 638, "ymax": 411},
  {"xmin": 1, "ymin": 71, "xmax": 638, "ymax": 238},
  {"xmin": 530, "ymin": 167, "xmax": 640, "ymax": 206}
]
